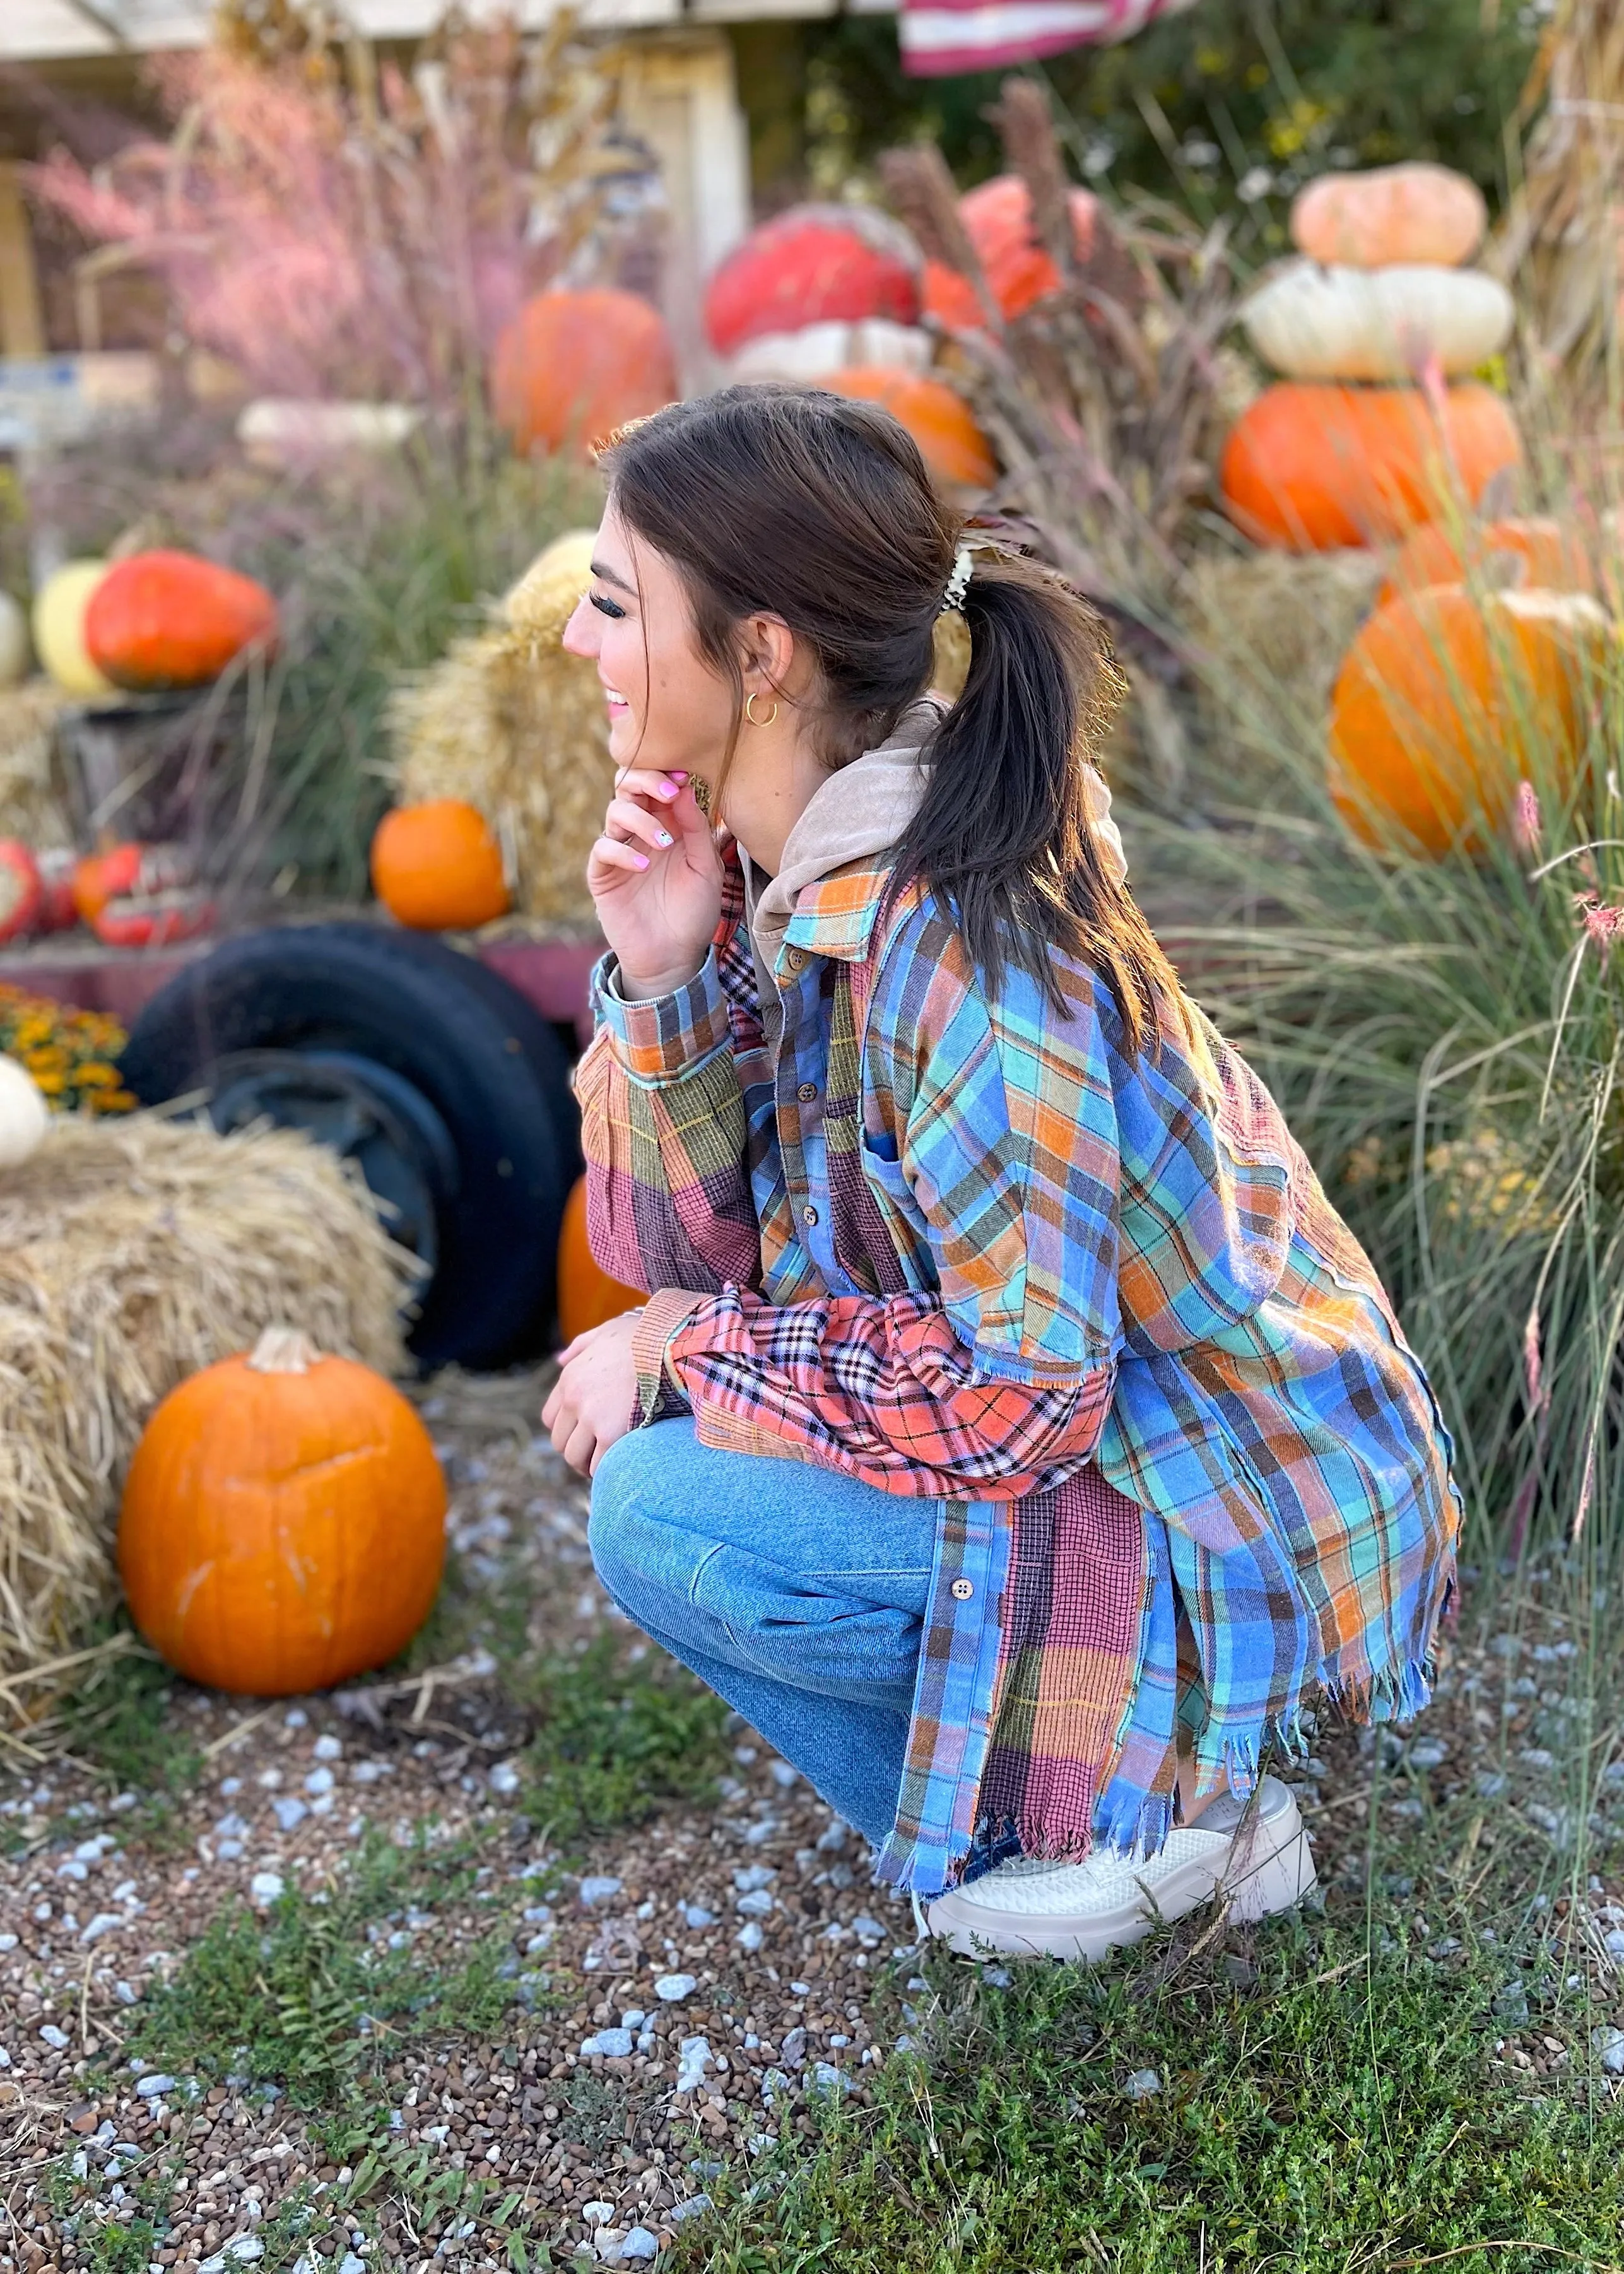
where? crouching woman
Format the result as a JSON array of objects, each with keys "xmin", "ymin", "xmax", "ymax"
[{"xmin": 542, "ymin": 386, "xmax": 1459, "ymax": 1962}]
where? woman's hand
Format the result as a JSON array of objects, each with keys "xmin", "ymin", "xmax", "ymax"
[
  {"xmin": 541, "ymin": 1311, "xmax": 643, "ymax": 1476},
  {"xmin": 589, "ymin": 769, "xmax": 723, "ymax": 1000}
]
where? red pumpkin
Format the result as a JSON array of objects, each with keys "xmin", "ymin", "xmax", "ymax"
[
  {"xmin": 73, "ymin": 843, "xmax": 195, "ymax": 927},
  {"xmin": 0, "ymin": 842, "xmax": 42, "ymax": 943},
  {"xmin": 556, "ymin": 1174, "xmax": 644, "ymax": 1345},
  {"xmin": 705, "ymin": 206, "xmax": 920, "ymax": 358},
  {"xmin": 85, "ymin": 550, "xmax": 278, "ymax": 692},
  {"xmin": 35, "ymin": 849, "xmax": 79, "ymax": 934},
  {"xmin": 1221, "ymin": 382, "xmax": 1522, "ymax": 551},
  {"xmin": 93, "ymin": 888, "xmax": 216, "ymax": 950},
  {"xmin": 491, "ymin": 289, "xmax": 678, "ymax": 458},
  {"xmin": 958, "ymin": 175, "xmax": 1099, "ymax": 322}
]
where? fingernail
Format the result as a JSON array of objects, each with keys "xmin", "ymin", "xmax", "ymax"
[
  {"xmin": 669, "ymin": 771, "xmax": 688, "ymax": 782},
  {"xmin": 633, "ymin": 852, "xmax": 650, "ymax": 869},
  {"xmin": 657, "ymin": 782, "xmax": 678, "ymax": 799},
  {"xmin": 655, "ymin": 828, "xmax": 673, "ymax": 847}
]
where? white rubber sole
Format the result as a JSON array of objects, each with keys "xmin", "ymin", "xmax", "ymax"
[{"xmin": 922, "ymin": 1778, "xmax": 1317, "ymax": 1964}]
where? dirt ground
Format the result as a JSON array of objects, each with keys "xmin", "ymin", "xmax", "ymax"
[{"xmin": 3, "ymin": 1370, "xmax": 1620, "ymax": 2270}]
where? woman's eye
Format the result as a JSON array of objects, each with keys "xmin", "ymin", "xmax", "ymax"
[{"xmin": 590, "ymin": 591, "xmax": 626, "ymax": 620}]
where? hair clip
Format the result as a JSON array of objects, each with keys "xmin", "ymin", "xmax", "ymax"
[{"xmin": 939, "ymin": 546, "xmax": 974, "ymax": 616}]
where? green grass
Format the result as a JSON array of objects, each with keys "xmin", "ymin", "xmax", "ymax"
[
  {"xmin": 676, "ymin": 1914, "xmax": 1624, "ymax": 2274},
  {"xmin": 126, "ymin": 1828, "xmax": 529, "ymax": 2107},
  {"xmin": 517, "ymin": 1633, "xmax": 731, "ymax": 1846},
  {"xmin": 51, "ymin": 1628, "xmax": 203, "ymax": 1841}
]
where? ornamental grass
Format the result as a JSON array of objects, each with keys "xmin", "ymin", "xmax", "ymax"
[{"xmin": 0, "ymin": 1115, "xmax": 415, "ymax": 1688}]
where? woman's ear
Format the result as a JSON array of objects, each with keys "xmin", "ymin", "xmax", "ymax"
[{"xmin": 742, "ymin": 612, "xmax": 799, "ymax": 700}]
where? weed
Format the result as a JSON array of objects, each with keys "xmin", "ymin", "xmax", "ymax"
[
  {"xmin": 55, "ymin": 1628, "xmax": 202, "ymax": 1831},
  {"xmin": 126, "ymin": 1829, "xmax": 527, "ymax": 2107},
  {"xmin": 678, "ymin": 1916, "xmax": 1624, "ymax": 2274},
  {"xmin": 517, "ymin": 1635, "xmax": 729, "ymax": 1847},
  {"xmin": 45, "ymin": 2149, "xmax": 179, "ymax": 2274}
]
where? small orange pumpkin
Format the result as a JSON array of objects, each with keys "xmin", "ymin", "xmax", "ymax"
[
  {"xmin": 119, "ymin": 1325, "xmax": 447, "ymax": 1696},
  {"xmin": 1221, "ymin": 382, "xmax": 1522, "ymax": 552},
  {"xmin": 818, "ymin": 368, "xmax": 996, "ymax": 491},
  {"xmin": 1328, "ymin": 585, "xmax": 1610, "ymax": 855},
  {"xmin": 1292, "ymin": 162, "xmax": 1486, "ymax": 271},
  {"xmin": 557, "ymin": 1174, "xmax": 644, "ymax": 1345},
  {"xmin": 491, "ymin": 288, "xmax": 678, "ymax": 458},
  {"xmin": 85, "ymin": 550, "xmax": 278, "ymax": 691},
  {"xmin": 372, "ymin": 799, "xmax": 509, "ymax": 931},
  {"xmin": 1376, "ymin": 516, "xmax": 1594, "ymax": 610}
]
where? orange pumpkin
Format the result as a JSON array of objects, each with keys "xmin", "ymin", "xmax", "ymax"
[
  {"xmin": 1328, "ymin": 586, "xmax": 1610, "ymax": 855},
  {"xmin": 491, "ymin": 288, "xmax": 678, "ymax": 457},
  {"xmin": 1221, "ymin": 382, "xmax": 1521, "ymax": 551},
  {"xmin": 85, "ymin": 550, "xmax": 278, "ymax": 691},
  {"xmin": 372, "ymin": 799, "xmax": 510, "ymax": 931},
  {"xmin": 119, "ymin": 1326, "xmax": 447, "ymax": 1696},
  {"xmin": 818, "ymin": 368, "xmax": 996, "ymax": 491},
  {"xmin": 1292, "ymin": 162, "xmax": 1486, "ymax": 271},
  {"xmin": 1377, "ymin": 515, "xmax": 1594, "ymax": 609},
  {"xmin": 556, "ymin": 1174, "xmax": 643, "ymax": 1345}
]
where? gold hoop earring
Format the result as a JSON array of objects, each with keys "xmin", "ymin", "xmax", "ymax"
[{"xmin": 745, "ymin": 691, "xmax": 779, "ymax": 728}]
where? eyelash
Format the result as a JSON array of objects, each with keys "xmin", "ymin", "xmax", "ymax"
[{"xmin": 590, "ymin": 592, "xmax": 626, "ymax": 620}]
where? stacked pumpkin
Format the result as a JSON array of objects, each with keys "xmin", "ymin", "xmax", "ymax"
[
  {"xmin": 702, "ymin": 204, "xmax": 996, "ymax": 495},
  {"xmin": 1223, "ymin": 164, "xmax": 1521, "ymax": 552},
  {"xmin": 0, "ymin": 550, "xmax": 280, "ymax": 948}
]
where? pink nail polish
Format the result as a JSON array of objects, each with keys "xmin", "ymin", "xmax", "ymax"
[{"xmin": 633, "ymin": 852, "xmax": 650, "ymax": 869}]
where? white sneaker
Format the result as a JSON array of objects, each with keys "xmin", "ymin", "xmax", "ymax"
[{"xmin": 921, "ymin": 1775, "xmax": 1317, "ymax": 1963}]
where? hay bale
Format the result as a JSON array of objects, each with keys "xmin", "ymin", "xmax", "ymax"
[
  {"xmin": 0, "ymin": 1112, "xmax": 416, "ymax": 1680},
  {"xmin": 0, "ymin": 681, "xmax": 73, "ymax": 849},
  {"xmin": 1181, "ymin": 546, "xmax": 1386, "ymax": 738},
  {"xmin": 390, "ymin": 529, "xmax": 613, "ymax": 927}
]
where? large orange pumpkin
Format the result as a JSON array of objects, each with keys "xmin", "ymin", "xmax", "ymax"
[
  {"xmin": 1221, "ymin": 382, "xmax": 1522, "ymax": 551},
  {"xmin": 119, "ymin": 1326, "xmax": 446, "ymax": 1696},
  {"xmin": 818, "ymin": 368, "xmax": 996, "ymax": 491},
  {"xmin": 1328, "ymin": 586, "xmax": 1610, "ymax": 855},
  {"xmin": 1376, "ymin": 515, "xmax": 1594, "ymax": 610},
  {"xmin": 557, "ymin": 1174, "xmax": 643, "ymax": 1345},
  {"xmin": 372, "ymin": 799, "xmax": 509, "ymax": 931},
  {"xmin": 491, "ymin": 288, "xmax": 678, "ymax": 457},
  {"xmin": 85, "ymin": 550, "xmax": 278, "ymax": 691}
]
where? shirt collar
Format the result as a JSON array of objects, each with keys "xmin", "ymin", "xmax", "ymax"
[{"xmin": 780, "ymin": 857, "xmax": 898, "ymax": 966}]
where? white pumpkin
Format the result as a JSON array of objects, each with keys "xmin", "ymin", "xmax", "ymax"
[
  {"xmin": 0, "ymin": 1054, "xmax": 52, "ymax": 1168},
  {"xmin": 0, "ymin": 591, "xmax": 28, "ymax": 686},
  {"xmin": 1242, "ymin": 261, "xmax": 1514, "ymax": 383},
  {"xmin": 726, "ymin": 319, "xmax": 934, "ymax": 386}
]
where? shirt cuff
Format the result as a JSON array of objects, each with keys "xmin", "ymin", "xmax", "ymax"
[
  {"xmin": 631, "ymin": 1287, "xmax": 709, "ymax": 1424},
  {"xmin": 591, "ymin": 949, "xmax": 732, "ymax": 1085}
]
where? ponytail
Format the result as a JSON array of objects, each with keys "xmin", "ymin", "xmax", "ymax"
[{"xmin": 896, "ymin": 555, "xmax": 1190, "ymax": 1062}]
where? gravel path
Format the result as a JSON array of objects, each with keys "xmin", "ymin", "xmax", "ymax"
[{"xmin": 3, "ymin": 1372, "xmax": 1620, "ymax": 2269}]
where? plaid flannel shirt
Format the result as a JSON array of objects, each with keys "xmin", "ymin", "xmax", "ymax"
[{"xmin": 575, "ymin": 852, "xmax": 1461, "ymax": 1897}]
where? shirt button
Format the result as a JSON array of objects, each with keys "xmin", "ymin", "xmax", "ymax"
[
  {"xmin": 950, "ymin": 1577, "xmax": 975, "ymax": 1602},
  {"xmin": 797, "ymin": 1082, "xmax": 818, "ymax": 1103},
  {"xmin": 786, "ymin": 948, "xmax": 806, "ymax": 971},
  {"xmin": 802, "ymin": 1204, "xmax": 819, "ymax": 1227}
]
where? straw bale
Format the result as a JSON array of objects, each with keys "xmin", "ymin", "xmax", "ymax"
[
  {"xmin": 0, "ymin": 1112, "xmax": 415, "ymax": 1679},
  {"xmin": 0, "ymin": 681, "xmax": 73, "ymax": 849},
  {"xmin": 1180, "ymin": 546, "xmax": 1386, "ymax": 742},
  {"xmin": 390, "ymin": 528, "xmax": 612, "ymax": 926}
]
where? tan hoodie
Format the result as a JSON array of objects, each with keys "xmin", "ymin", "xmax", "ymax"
[{"xmin": 743, "ymin": 698, "xmax": 1129, "ymax": 1007}]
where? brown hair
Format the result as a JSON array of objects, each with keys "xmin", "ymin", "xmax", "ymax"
[{"xmin": 599, "ymin": 384, "xmax": 1192, "ymax": 1059}]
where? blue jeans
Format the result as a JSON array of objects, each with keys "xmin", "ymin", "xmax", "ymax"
[{"xmin": 589, "ymin": 1418, "xmax": 938, "ymax": 1845}]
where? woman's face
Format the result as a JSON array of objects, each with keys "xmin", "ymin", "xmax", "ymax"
[{"xmin": 562, "ymin": 501, "xmax": 739, "ymax": 792}]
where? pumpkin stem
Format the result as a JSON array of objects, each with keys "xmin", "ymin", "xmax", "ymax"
[{"xmin": 247, "ymin": 1325, "xmax": 322, "ymax": 1375}]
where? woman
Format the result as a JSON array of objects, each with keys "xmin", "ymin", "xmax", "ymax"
[{"xmin": 543, "ymin": 386, "xmax": 1459, "ymax": 1962}]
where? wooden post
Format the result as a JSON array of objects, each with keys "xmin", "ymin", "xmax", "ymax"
[{"xmin": 0, "ymin": 162, "xmax": 47, "ymax": 359}]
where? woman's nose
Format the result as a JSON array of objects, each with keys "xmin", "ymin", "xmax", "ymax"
[{"xmin": 561, "ymin": 595, "xmax": 597, "ymax": 659}]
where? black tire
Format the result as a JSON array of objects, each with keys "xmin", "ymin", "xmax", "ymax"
[{"xmin": 121, "ymin": 922, "xmax": 581, "ymax": 1370}]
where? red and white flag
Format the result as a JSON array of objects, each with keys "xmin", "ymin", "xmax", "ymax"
[{"xmin": 900, "ymin": 0, "xmax": 1199, "ymax": 78}]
